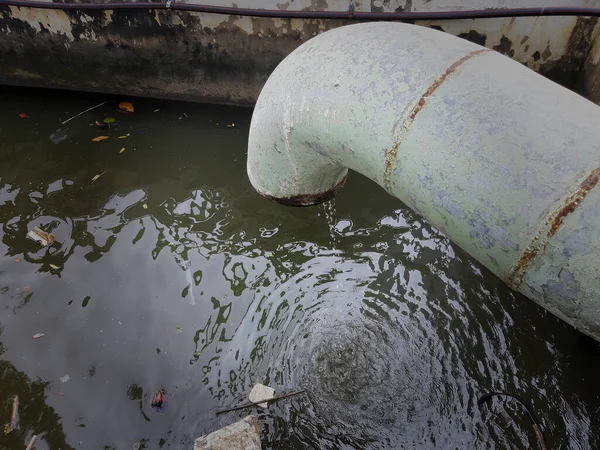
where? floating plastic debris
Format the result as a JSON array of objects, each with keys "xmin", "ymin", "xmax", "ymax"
[
  {"xmin": 248, "ymin": 383, "xmax": 275, "ymax": 408},
  {"xmin": 27, "ymin": 226, "xmax": 55, "ymax": 247}
]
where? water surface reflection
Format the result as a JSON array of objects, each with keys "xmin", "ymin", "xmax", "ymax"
[{"xmin": 0, "ymin": 87, "xmax": 598, "ymax": 449}]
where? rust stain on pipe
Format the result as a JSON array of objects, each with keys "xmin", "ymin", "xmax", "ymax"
[
  {"xmin": 383, "ymin": 48, "xmax": 490, "ymax": 193},
  {"xmin": 262, "ymin": 174, "xmax": 347, "ymax": 207},
  {"xmin": 506, "ymin": 243, "xmax": 542, "ymax": 289},
  {"xmin": 507, "ymin": 166, "xmax": 600, "ymax": 289},
  {"xmin": 409, "ymin": 49, "xmax": 490, "ymax": 122},
  {"xmin": 549, "ymin": 167, "xmax": 600, "ymax": 236}
]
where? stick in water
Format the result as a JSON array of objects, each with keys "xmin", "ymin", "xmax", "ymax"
[
  {"xmin": 61, "ymin": 101, "xmax": 108, "ymax": 125},
  {"xmin": 478, "ymin": 391, "xmax": 547, "ymax": 450},
  {"xmin": 25, "ymin": 435, "xmax": 37, "ymax": 450},
  {"xmin": 215, "ymin": 390, "xmax": 305, "ymax": 415}
]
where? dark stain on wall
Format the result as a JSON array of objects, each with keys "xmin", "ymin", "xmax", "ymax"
[
  {"xmin": 493, "ymin": 36, "xmax": 515, "ymax": 58},
  {"xmin": 538, "ymin": 17, "xmax": 598, "ymax": 93},
  {"xmin": 458, "ymin": 29, "xmax": 487, "ymax": 47},
  {"xmin": 0, "ymin": 6, "xmax": 349, "ymax": 106},
  {"xmin": 0, "ymin": 7, "xmax": 597, "ymax": 105}
]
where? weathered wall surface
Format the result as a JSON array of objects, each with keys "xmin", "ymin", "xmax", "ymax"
[
  {"xmin": 0, "ymin": 7, "xmax": 336, "ymax": 105},
  {"xmin": 583, "ymin": 26, "xmax": 600, "ymax": 103},
  {"xmin": 0, "ymin": 0, "xmax": 598, "ymax": 105}
]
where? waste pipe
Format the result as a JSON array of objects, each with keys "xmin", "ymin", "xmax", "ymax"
[{"xmin": 247, "ymin": 22, "xmax": 600, "ymax": 341}]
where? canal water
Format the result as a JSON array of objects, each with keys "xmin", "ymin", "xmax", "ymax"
[{"xmin": 0, "ymin": 86, "xmax": 598, "ymax": 450}]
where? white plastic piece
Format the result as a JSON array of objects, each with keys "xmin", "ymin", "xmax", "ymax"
[{"xmin": 248, "ymin": 383, "xmax": 274, "ymax": 408}]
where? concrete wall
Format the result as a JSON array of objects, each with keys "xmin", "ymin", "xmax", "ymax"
[
  {"xmin": 583, "ymin": 26, "xmax": 600, "ymax": 103},
  {"xmin": 0, "ymin": 0, "xmax": 598, "ymax": 105}
]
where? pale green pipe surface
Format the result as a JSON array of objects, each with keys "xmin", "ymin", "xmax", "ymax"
[{"xmin": 247, "ymin": 22, "xmax": 600, "ymax": 340}]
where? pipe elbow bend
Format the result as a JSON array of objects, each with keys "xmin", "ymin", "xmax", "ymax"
[{"xmin": 247, "ymin": 88, "xmax": 348, "ymax": 207}]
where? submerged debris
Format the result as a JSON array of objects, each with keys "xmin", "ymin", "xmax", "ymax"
[
  {"xmin": 4, "ymin": 395, "xmax": 18, "ymax": 434},
  {"xmin": 50, "ymin": 126, "xmax": 73, "ymax": 144},
  {"xmin": 25, "ymin": 435, "xmax": 37, "ymax": 450},
  {"xmin": 478, "ymin": 391, "xmax": 547, "ymax": 450},
  {"xmin": 151, "ymin": 388, "xmax": 168, "ymax": 411},
  {"xmin": 27, "ymin": 226, "xmax": 55, "ymax": 247},
  {"xmin": 92, "ymin": 171, "xmax": 106, "ymax": 182}
]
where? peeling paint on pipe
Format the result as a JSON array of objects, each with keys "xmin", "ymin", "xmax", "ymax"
[{"xmin": 247, "ymin": 22, "xmax": 600, "ymax": 340}]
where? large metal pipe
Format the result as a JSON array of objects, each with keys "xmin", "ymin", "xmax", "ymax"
[{"xmin": 247, "ymin": 22, "xmax": 600, "ymax": 340}]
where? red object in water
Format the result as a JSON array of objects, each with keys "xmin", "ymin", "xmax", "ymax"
[
  {"xmin": 151, "ymin": 388, "xmax": 168, "ymax": 410},
  {"xmin": 19, "ymin": 113, "xmax": 27, "ymax": 118}
]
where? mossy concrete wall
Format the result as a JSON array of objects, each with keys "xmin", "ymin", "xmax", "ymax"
[{"xmin": 0, "ymin": 1, "xmax": 599, "ymax": 105}]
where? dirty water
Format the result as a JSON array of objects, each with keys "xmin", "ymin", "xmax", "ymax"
[{"xmin": 0, "ymin": 86, "xmax": 598, "ymax": 450}]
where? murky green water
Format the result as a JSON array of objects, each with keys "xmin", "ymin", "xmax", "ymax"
[{"xmin": 0, "ymin": 86, "xmax": 598, "ymax": 450}]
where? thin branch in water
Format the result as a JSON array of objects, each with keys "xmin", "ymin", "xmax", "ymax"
[
  {"xmin": 61, "ymin": 101, "xmax": 108, "ymax": 125},
  {"xmin": 215, "ymin": 390, "xmax": 305, "ymax": 415}
]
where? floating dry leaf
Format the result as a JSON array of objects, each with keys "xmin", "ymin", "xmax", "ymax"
[
  {"xmin": 49, "ymin": 264, "xmax": 60, "ymax": 270},
  {"xmin": 119, "ymin": 101, "xmax": 134, "ymax": 113},
  {"xmin": 118, "ymin": 135, "xmax": 129, "ymax": 139},
  {"xmin": 119, "ymin": 148, "xmax": 125, "ymax": 154},
  {"xmin": 14, "ymin": 258, "xmax": 20, "ymax": 262},
  {"xmin": 92, "ymin": 171, "xmax": 106, "ymax": 182},
  {"xmin": 32, "ymin": 333, "xmax": 45, "ymax": 339},
  {"xmin": 27, "ymin": 227, "xmax": 55, "ymax": 247},
  {"xmin": 174, "ymin": 327, "xmax": 183, "ymax": 334},
  {"xmin": 92, "ymin": 136, "xmax": 109, "ymax": 142}
]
